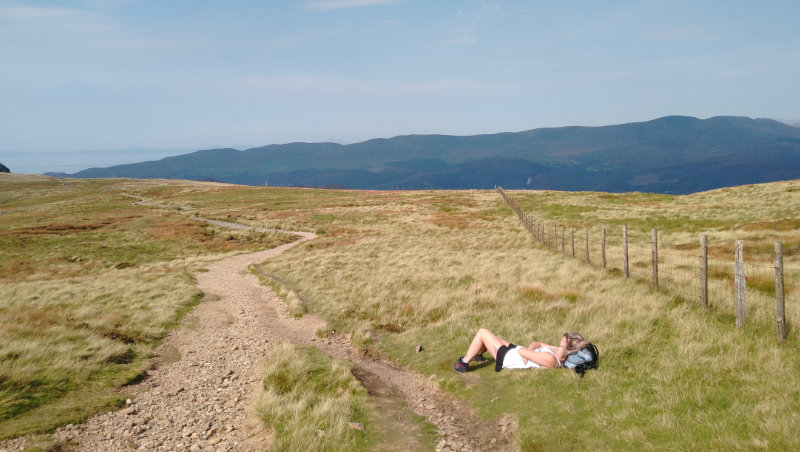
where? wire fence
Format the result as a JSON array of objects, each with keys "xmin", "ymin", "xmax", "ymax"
[{"xmin": 497, "ymin": 187, "xmax": 799, "ymax": 342}]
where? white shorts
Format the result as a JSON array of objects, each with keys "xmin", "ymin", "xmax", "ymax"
[{"xmin": 502, "ymin": 346, "xmax": 542, "ymax": 369}]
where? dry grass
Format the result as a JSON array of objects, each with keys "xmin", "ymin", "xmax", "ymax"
[
  {"xmin": 504, "ymin": 181, "xmax": 800, "ymax": 329},
  {"xmin": 250, "ymin": 182, "xmax": 800, "ymax": 450},
  {"xmin": 256, "ymin": 342, "xmax": 372, "ymax": 451},
  {"xmin": 0, "ymin": 265, "xmax": 202, "ymax": 437},
  {"xmin": 0, "ymin": 175, "xmax": 296, "ymax": 438},
  {"xmin": 4, "ymin": 173, "xmax": 800, "ymax": 449}
]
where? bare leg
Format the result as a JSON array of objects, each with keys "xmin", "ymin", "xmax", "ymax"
[{"xmin": 464, "ymin": 328, "xmax": 510, "ymax": 362}]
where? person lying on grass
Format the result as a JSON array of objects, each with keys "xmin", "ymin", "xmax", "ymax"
[{"xmin": 453, "ymin": 328, "xmax": 589, "ymax": 373}]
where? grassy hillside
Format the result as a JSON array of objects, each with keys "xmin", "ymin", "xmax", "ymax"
[
  {"xmin": 245, "ymin": 181, "xmax": 800, "ymax": 450},
  {"xmin": 0, "ymin": 174, "xmax": 296, "ymax": 438},
  {"xmin": 2, "ymin": 173, "xmax": 799, "ymax": 449}
]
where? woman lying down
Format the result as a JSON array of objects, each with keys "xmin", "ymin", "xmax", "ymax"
[{"xmin": 453, "ymin": 328, "xmax": 595, "ymax": 373}]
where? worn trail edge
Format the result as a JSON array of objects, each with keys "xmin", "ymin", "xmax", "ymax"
[{"xmin": 21, "ymin": 209, "xmax": 516, "ymax": 451}]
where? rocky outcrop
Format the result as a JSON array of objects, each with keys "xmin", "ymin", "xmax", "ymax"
[{"xmin": 0, "ymin": 162, "xmax": 9, "ymax": 173}]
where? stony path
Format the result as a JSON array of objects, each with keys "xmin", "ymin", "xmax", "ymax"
[
  {"xmin": 255, "ymin": 266, "xmax": 517, "ymax": 452},
  {"xmin": 2, "ymin": 212, "xmax": 516, "ymax": 451},
  {"xmin": 52, "ymin": 234, "xmax": 315, "ymax": 451}
]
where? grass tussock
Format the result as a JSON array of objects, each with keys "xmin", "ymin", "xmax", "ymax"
[
  {"xmin": 285, "ymin": 291, "xmax": 308, "ymax": 318},
  {"xmin": 256, "ymin": 342, "xmax": 372, "ymax": 451}
]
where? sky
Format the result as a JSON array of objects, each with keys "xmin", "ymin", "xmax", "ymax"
[{"xmin": 2, "ymin": 0, "xmax": 800, "ymax": 174}]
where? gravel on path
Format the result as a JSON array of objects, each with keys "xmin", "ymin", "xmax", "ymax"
[{"xmin": 2, "ymin": 210, "xmax": 516, "ymax": 452}]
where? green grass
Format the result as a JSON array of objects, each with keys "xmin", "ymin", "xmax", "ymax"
[
  {"xmin": 4, "ymin": 174, "xmax": 800, "ymax": 449},
  {"xmin": 0, "ymin": 175, "xmax": 296, "ymax": 438},
  {"xmin": 0, "ymin": 267, "xmax": 204, "ymax": 437},
  {"xmin": 256, "ymin": 343, "xmax": 373, "ymax": 451},
  {"xmin": 250, "ymin": 180, "xmax": 800, "ymax": 450}
]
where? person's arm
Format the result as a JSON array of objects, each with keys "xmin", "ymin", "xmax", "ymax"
[
  {"xmin": 518, "ymin": 347, "xmax": 559, "ymax": 368},
  {"xmin": 527, "ymin": 341, "xmax": 545, "ymax": 349}
]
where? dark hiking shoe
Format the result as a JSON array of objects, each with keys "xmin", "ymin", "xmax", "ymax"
[
  {"xmin": 453, "ymin": 358, "xmax": 469, "ymax": 373},
  {"xmin": 471, "ymin": 354, "xmax": 486, "ymax": 363}
]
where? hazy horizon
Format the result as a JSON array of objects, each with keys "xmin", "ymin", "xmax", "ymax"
[
  {"xmin": 3, "ymin": 114, "xmax": 799, "ymax": 175},
  {"xmin": 2, "ymin": 1, "xmax": 800, "ymax": 174}
]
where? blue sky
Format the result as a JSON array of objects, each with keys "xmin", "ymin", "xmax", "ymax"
[{"xmin": 2, "ymin": 0, "xmax": 799, "ymax": 174}]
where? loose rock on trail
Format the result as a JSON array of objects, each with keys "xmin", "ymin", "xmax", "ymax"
[{"xmin": 2, "ymin": 207, "xmax": 515, "ymax": 451}]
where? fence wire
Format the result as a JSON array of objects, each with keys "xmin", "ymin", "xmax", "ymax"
[
  {"xmin": 627, "ymin": 246, "xmax": 653, "ymax": 282},
  {"xmin": 786, "ymin": 268, "xmax": 800, "ymax": 326},
  {"xmin": 497, "ymin": 187, "xmax": 799, "ymax": 341},
  {"xmin": 745, "ymin": 262, "xmax": 776, "ymax": 323},
  {"xmin": 658, "ymin": 251, "xmax": 699, "ymax": 302},
  {"xmin": 707, "ymin": 257, "xmax": 735, "ymax": 312}
]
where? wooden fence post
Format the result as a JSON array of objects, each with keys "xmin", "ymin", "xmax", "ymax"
[
  {"xmin": 571, "ymin": 228, "xmax": 575, "ymax": 258},
  {"xmin": 700, "ymin": 235, "xmax": 708, "ymax": 309},
  {"xmin": 601, "ymin": 228, "xmax": 607, "ymax": 270},
  {"xmin": 651, "ymin": 228, "xmax": 659, "ymax": 289},
  {"xmin": 735, "ymin": 240, "xmax": 746, "ymax": 328},
  {"xmin": 548, "ymin": 225, "xmax": 552, "ymax": 249},
  {"xmin": 561, "ymin": 226, "xmax": 565, "ymax": 254},
  {"xmin": 585, "ymin": 229, "xmax": 590, "ymax": 264},
  {"xmin": 775, "ymin": 241, "xmax": 786, "ymax": 342},
  {"xmin": 623, "ymin": 225, "xmax": 629, "ymax": 278}
]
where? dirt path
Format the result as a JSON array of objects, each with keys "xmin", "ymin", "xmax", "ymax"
[
  {"xmin": 42, "ymin": 233, "xmax": 316, "ymax": 452},
  {"xmin": 5, "ymin": 209, "xmax": 515, "ymax": 451},
  {"xmin": 255, "ymin": 264, "xmax": 517, "ymax": 452}
]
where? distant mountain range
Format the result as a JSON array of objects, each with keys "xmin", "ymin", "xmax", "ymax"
[{"xmin": 47, "ymin": 116, "xmax": 800, "ymax": 194}]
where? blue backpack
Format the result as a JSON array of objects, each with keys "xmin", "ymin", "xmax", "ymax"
[{"xmin": 563, "ymin": 343, "xmax": 599, "ymax": 377}]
